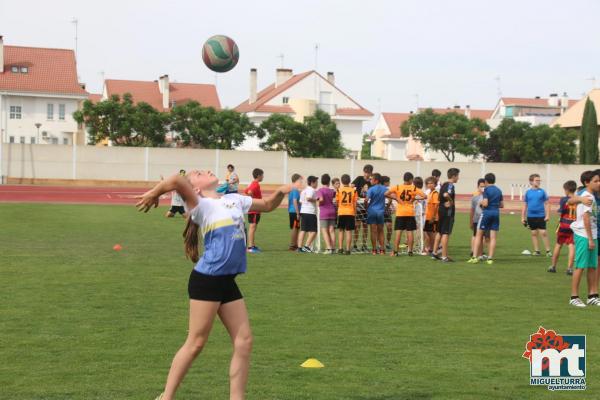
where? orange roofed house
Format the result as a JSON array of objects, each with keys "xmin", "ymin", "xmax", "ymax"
[
  {"xmin": 371, "ymin": 106, "xmax": 493, "ymax": 161},
  {"xmin": 235, "ymin": 68, "xmax": 373, "ymax": 158},
  {"xmin": 0, "ymin": 36, "xmax": 88, "ymax": 145},
  {"xmin": 100, "ymin": 74, "xmax": 221, "ymax": 145}
]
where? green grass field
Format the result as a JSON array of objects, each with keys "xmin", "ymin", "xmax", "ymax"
[{"xmin": 1, "ymin": 203, "xmax": 597, "ymax": 399}]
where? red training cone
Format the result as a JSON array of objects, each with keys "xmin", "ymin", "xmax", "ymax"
[{"xmin": 113, "ymin": 244, "xmax": 122, "ymax": 251}]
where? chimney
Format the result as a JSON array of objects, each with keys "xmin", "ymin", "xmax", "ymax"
[
  {"xmin": 0, "ymin": 36, "xmax": 4, "ymax": 73},
  {"xmin": 560, "ymin": 92, "xmax": 569, "ymax": 114},
  {"xmin": 465, "ymin": 104, "xmax": 471, "ymax": 119},
  {"xmin": 249, "ymin": 68, "xmax": 257, "ymax": 104},
  {"xmin": 275, "ymin": 68, "xmax": 293, "ymax": 88},
  {"xmin": 159, "ymin": 75, "xmax": 170, "ymax": 109},
  {"xmin": 548, "ymin": 93, "xmax": 559, "ymax": 107},
  {"xmin": 327, "ymin": 72, "xmax": 335, "ymax": 85}
]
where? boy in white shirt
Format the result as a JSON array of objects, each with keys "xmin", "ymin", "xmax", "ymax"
[
  {"xmin": 569, "ymin": 170, "xmax": 600, "ymax": 307},
  {"xmin": 297, "ymin": 175, "xmax": 319, "ymax": 252}
]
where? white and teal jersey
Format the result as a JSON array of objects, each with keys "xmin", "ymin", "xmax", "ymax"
[{"xmin": 189, "ymin": 194, "xmax": 253, "ymax": 276}]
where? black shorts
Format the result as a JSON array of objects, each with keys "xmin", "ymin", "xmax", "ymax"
[
  {"xmin": 337, "ymin": 215, "xmax": 356, "ymax": 231},
  {"xmin": 248, "ymin": 213, "xmax": 261, "ymax": 224},
  {"xmin": 394, "ymin": 216, "xmax": 417, "ymax": 231},
  {"xmin": 289, "ymin": 213, "xmax": 300, "ymax": 229},
  {"xmin": 527, "ymin": 217, "xmax": 546, "ymax": 230},
  {"xmin": 424, "ymin": 220, "xmax": 438, "ymax": 233},
  {"xmin": 169, "ymin": 205, "xmax": 185, "ymax": 214},
  {"xmin": 300, "ymin": 213, "xmax": 318, "ymax": 232},
  {"xmin": 188, "ymin": 270, "xmax": 243, "ymax": 304},
  {"xmin": 472, "ymin": 222, "xmax": 490, "ymax": 238},
  {"xmin": 438, "ymin": 214, "xmax": 454, "ymax": 235}
]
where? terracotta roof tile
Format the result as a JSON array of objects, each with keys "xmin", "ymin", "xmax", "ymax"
[
  {"xmin": 0, "ymin": 45, "xmax": 87, "ymax": 96},
  {"xmin": 88, "ymin": 93, "xmax": 102, "ymax": 103},
  {"xmin": 381, "ymin": 112, "xmax": 412, "ymax": 138},
  {"xmin": 336, "ymin": 107, "xmax": 374, "ymax": 117},
  {"xmin": 105, "ymin": 79, "xmax": 220, "ymax": 111},
  {"xmin": 418, "ymin": 107, "xmax": 493, "ymax": 120}
]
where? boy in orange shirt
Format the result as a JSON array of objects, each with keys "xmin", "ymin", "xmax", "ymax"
[
  {"xmin": 386, "ymin": 172, "xmax": 425, "ymax": 256},
  {"xmin": 423, "ymin": 177, "xmax": 440, "ymax": 255},
  {"xmin": 336, "ymin": 174, "xmax": 358, "ymax": 255}
]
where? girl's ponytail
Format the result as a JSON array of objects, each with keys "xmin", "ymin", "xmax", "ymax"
[{"xmin": 183, "ymin": 216, "xmax": 200, "ymax": 263}]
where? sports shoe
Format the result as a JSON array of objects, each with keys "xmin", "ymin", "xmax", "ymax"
[
  {"xmin": 298, "ymin": 246, "xmax": 312, "ymax": 253},
  {"xmin": 344, "ymin": 250, "xmax": 351, "ymax": 255},
  {"xmin": 247, "ymin": 246, "xmax": 261, "ymax": 254},
  {"xmin": 546, "ymin": 251, "xmax": 552, "ymax": 257},
  {"xmin": 361, "ymin": 246, "xmax": 370, "ymax": 253},
  {"xmin": 547, "ymin": 266, "xmax": 557, "ymax": 273},
  {"xmin": 467, "ymin": 257, "xmax": 479, "ymax": 264},
  {"xmin": 337, "ymin": 249, "xmax": 344, "ymax": 255},
  {"xmin": 441, "ymin": 257, "xmax": 454, "ymax": 263},
  {"xmin": 485, "ymin": 259, "xmax": 494, "ymax": 265},
  {"xmin": 352, "ymin": 246, "xmax": 361, "ymax": 254},
  {"xmin": 533, "ymin": 251, "xmax": 541, "ymax": 256},
  {"xmin": 570, "ymin": 298, "xmax": 586, "ymax": 307},
  {"xmin": 288, "ymin": 245, "xmax": 298, "ymax": 251},
  {"xmin": 431, "ymin": 253, "xmax": 441, "ymax": 260},
  {"xmin": 567, "ymin": 268, "xmax": 574, "ymax": 276},
  {"xmin": 372, "ymin": 250, "xmax": 378, "ymax": 256},
  {"xmin": 480, "ymin": 254, "xmax": 489, "ymax": 261},
  {"xmin": 407, "ymin": 251, "xmax": 414, "ymax": 257},
  {"xmin": 586, "ymin": 297, "xmax": 600, "ymax": 306},
  {"xmin": 385, "ymin": 243, "xmax": 392, "ymax": 251}
]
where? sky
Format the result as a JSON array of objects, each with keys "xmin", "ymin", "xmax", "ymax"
[{"xmin": 1, "ymin": 0, "xmax": 599, "ymax": 127}]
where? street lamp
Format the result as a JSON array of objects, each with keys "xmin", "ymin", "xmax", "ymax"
[{"xmin": 35, "ymin": 123, "xmax": 42, "ymax": 143}]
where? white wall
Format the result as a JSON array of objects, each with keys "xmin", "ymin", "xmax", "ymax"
[
  {"xmin": 1, "ymin": 94, "xmax": 80, "ymax": 145},
  {"xmin": 334, "ymin": 119, "xmax": 363, "ymax": 154},
  {"xmin": 386, "ymin": 141, "xmax": 407, "ymax": 160}
]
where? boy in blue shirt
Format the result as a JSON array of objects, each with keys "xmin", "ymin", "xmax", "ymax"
[
  {"xmin": 471, "ymin": 173, "xmax": 503, "ymax": 265},
  {"xmin": 287, "ymin": 173, "xmax": 303, "ymax": 251},
  {"xmin": 522, "ymin": 173, "xmax": 551, "ymax": 256},
  {"xmin": 366, "ymin": 173, "xmax": 388, "ymax": 255}
]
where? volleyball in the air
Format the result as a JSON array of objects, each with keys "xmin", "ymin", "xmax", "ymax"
[{"xmin": 202, "ymin": 35, "xmax": 239, "ymax": 73}]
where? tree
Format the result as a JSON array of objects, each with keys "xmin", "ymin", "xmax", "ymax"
[
  {"xmin": 259, "ymin": 114, "xmax": 305, "ymax": 154},
  {"xmin": 302, "ymin": 110, "xmax": 347, "ymax": 158},
  {"xmin": 482, "ymin": 119, "xmax": 577, "ymax": 164},
  {"xmin": 259, "ymin": 110, "xmax": 347, "ymax": 158},
  {"xmin": 170, "ymin": 102, "xmax": 261, "ymax": 149},
  {"xmin": 580, "ymin": 98, "xmax": 599, "ymax": 164},
  {"xmin": 73, "ymin": 93, "xmax": 168, "ymax": 146},
  {"xmin": 400, "ymin": 108, "xmax": 488, "ymax": 162}
]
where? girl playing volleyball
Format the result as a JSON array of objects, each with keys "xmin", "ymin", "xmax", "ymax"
[{"xmin": 136, "ymin": 170, "xmax": 296, "ymax": 400}]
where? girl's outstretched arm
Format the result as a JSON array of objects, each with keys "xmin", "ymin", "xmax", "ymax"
[
  {"xmin": 250, "ymin": 184, "xmax": 294, "ymax": 213},
  {"xmin": 136, "ymin": 174, "xmax": 198, "ymax": 213}
]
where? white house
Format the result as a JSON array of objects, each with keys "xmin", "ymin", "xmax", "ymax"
[
  {"xmin": 0, "ymin": 36, "xmax": 88, "ymax": 145},
  {"xmin": 371, "ymin": 107, "xmax": 493, "ymax": 161},
  {"xmin": 487, "ymin": 94, "xmax": 577, "ymax": 129},
  {"xmin": 235, "ymin": 68, "xmax": 373, "ymax": 158}
]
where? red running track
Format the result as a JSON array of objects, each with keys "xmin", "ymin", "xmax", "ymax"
[{"xmin": 0, "ymin": 185, "xmax": 157, "ymax": 205}]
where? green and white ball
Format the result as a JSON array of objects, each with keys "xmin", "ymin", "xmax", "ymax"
[{"xmin": 202, "ymin": 35, "xmax": 239, "ymax": 73}]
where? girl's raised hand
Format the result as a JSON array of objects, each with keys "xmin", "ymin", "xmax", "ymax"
[{"xmin": 135, "ymin": 190, "xmax": 160, "ymax": 213}]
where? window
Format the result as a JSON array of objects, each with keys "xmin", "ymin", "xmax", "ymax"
[
  {"xmin": 51, "ymin": 138, "xmax": 58, "ymax": 145},
  {"xmin": 9, "ymin": 136, "xmax": 15, "ymax": 143},
  {"xmin": 30, "ymin": 137, "xmax": 36, "ymax": 144},
  {"xmin": 59, "ymin": 104, "xmax": 66, "ymax": 120},
  {"xmin": 19, "ymin": 136, "xmax": 25, "ymax": 144},
  {"xmin": 9, "ymin": 106, "xmax": 22, "ymax": 119},
  {"xmin": 20, "ymin": 66, "xmax": 28, "ymax": 73},
  {"xmin": 63, "ymin": 138, "xmax": 69, "ymax": 145},
  {"xmin": 11, "ymin": 66, "xmax": 18, "ymax": 73},
  {"xmin": 282, "ymin": 97, "xmax": 289, "ymax": 104},
  {"xmin": 47, "ymin": 104, "xmax": 54, "ymax": 120}
]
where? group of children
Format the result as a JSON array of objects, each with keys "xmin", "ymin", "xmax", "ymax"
[{"xmin": 286, "ymin": 165, "xmax": 473, "ymax": 263}]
